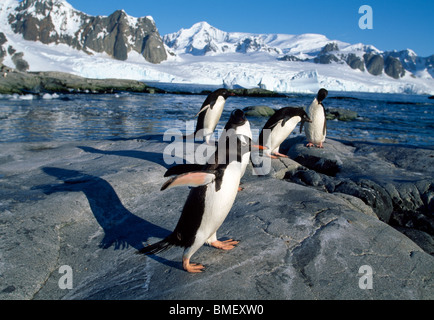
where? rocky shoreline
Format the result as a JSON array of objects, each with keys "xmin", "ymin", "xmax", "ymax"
[
  {"xmin": 0, "ymin": 64, "xmax": 162, "ymax": 95},
  {"xmin": 0, "ymin": 134, "xmax": 432, "ymax": 300},
  {"xmin": 0, "ymin": 64, "xmax": 285, "ymax": 97}
]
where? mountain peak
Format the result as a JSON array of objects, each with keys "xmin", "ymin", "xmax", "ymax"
[
  {"xmin": 5, "ymin": 0, "xmax": 167, "ymax": 63},
  {"xmin": 191, "ymin": 21, "xmax": 214, "ymax": 30}
]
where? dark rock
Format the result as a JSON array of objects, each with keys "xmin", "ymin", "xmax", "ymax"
[
  {"xmin": 364, "ymin": 53, "xmax": 384, "ymax": 76},
  {"xmin": 326, "ymin": 108, "xmax": 358, "ymax": 121},
  {"xmin": 314, "ymin": 54, "xmax": 340, "ymax": 64},
  {"xmin": 0, "ymin": 67, "xmax": 163, "ymax": 94},
  {"xmin": 291, "ymin": 154, "xmax": 341, "ymax": 176},
  {"xmin": 0, "ymin": 32, "xmax": 6, "ymax": 46},
  {"xmin": 230, "ymin": 88, "xmax": 286, "ymax": 97},
  {"xmin": 314, "ymin": 43, "xmax": 337, "ymax": 63},
  {"xmin": 11, "ymin": 52, "xmax": 29, "ymax": 72},
  {"xmin": 320, "ymin": 42, "xmax": 340, "ymax": 54},
  {"xmin": 242, "ymin": 105, "xmax": 276, "ymax": 117},
  {"xmin": 314, "ymin": 43, "xmax": 341, "ymax": 64},
  {"xmin": 282, "ymin": 137, "xmax": 434, "ymax": 231},
  {"xmin": 278, "ymin": 55, "xmax": 304, "ymax": 62},
  {"xmin": 395, "ymin": 227, "xmax": 434, "ymax": 255},
  {"xmin": 384, "ymin": 56, "xmax": 405, "ymax": 79},
  {"xmin": 142, "ymin": 34, "xmax": 169, "ymax": 64},
  {"xmin": 345, "ymin": 53, "xmax": 365, "ymax": 71}
]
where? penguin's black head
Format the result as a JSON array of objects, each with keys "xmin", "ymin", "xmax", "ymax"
[
  {"xmin": 227, "ymin": 109, "xmax": 247, "ymax": 127},
  {"xmin": 317, "ymin": 88, "xmax": 328, "ymax": 103},
  {"xmin": 300, "ymin": 110, "xmax": 312, "ymax": 123},
  {"xmin": 297, "ymin": 108, "xmax": 312, "ymax": 134},
  {"xmin": 214, "ymin": 88, "xmax": 236, "ymax": 99}
]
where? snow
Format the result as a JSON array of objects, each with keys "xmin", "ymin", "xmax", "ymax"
[{"xmin": 0, "ymin": 1, "xmax": 433, "ymax": 95}]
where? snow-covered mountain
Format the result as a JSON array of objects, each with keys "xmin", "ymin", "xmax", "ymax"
[
  {"xmin": 1, "ymin": 0, "xmax": 433, "ymax": 94},
  {"xmin": 164, "ymin": 21, "xmax": 348, "ymax": 58},
  {"xmin": 1, "ymin": 0, "xmax": 167, "ymax": 64},
  {"xmin": 163, "ymin": 21, "xmax": 434, "ymax": 81}
]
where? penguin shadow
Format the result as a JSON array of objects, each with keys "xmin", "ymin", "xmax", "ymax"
[{"xmin": 34, "ymin": 167, "xmax": 177, "ymax": 267}]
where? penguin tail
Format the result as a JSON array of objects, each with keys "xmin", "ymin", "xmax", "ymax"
[{"xmin": 137, "ymin": 238, "xmax": 174, "ymax": 256}]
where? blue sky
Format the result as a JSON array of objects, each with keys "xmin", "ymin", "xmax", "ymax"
[{"xmin": 67, "ymin": 0, "xmax": 434, "ymax": 56}]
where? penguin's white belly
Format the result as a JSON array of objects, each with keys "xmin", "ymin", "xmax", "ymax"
[
  {"xmin": 203, "ymin": 97, "xmax": 226, "ymax": 136},
  {"xmin": 305, "ymin": 107, "xmax": 326, "ymax": 144},
  {"xmin": 197, "ymin": 162, "xmax": 241, "ymax": 241},
  {"xmin": 268, "ymin": 117, "xmax": 300, "ymax": 153},
  {"xmin": 240, "ymin": 151, "xmax": 250, "ymax": 177}
]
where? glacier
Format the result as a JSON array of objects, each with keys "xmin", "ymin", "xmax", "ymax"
[{"xmin": 0, "ymin": 1, "xmax": 433, "ymax": 95}]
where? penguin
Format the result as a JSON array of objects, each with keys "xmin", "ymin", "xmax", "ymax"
[
  {"xmin": 166, "ymin": 109, "xmax": 255, "ymax": 179},
  {"xmin": 301, "ymin": 88, "xmax": 328, "ymax": 148},
  {"xmin": 194, "ymin": 88, "xmax": 235, "ymax": 144},
  {"xmin": 257, "ymin": 107, "xmax": 311, "ymax": 158},
  {"xmin": 223, "ymin": 109, "xmax": 253, "ymax": 177},
  {"xmin": 138, "ymin": 109, "xmax": 261, "ymax": 273}
]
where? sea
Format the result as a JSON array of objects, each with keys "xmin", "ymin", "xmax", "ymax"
[{"xmin": 0, "ymin": 84, "xmax": 433, "ymax": 149}]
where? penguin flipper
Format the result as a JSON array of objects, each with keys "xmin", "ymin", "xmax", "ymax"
[
  {"xmin": 195, "ymin": 104, "xmax": 210, "ymax": 117},
  {"xmin": 281, "ymin": 117, "xmax": 290, "ymax": 127},
  {"xmin": 161, "ymin": 172, "xmax": 215, "ymax": 191},
  {"xmin": 164, "ymin": 164, "xmax": 206, "ymax": 177},
  {"xmin": 322, "ymin": 105, "xmax": 327, "ymax": 136},
  {"xmin": 299, "ymin": 120, "xmax": 305, "ymax": 134}
]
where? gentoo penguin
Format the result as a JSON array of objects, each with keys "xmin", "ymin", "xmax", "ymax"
[
  {"xmin": 301, "ymin": 88, "xmax": 328, "ymax": 148},
  {"xmin": 138, "ymin": 109, "xmax": 261, "ymax": 273},
  {"xmin": 194, "ymin": 88, "xmax": 235, "ymax": 144},
  {"xmin": 223, "ymin": 109, "xmax": 254, "ymax": 177},
  {"xmin": 257, "ymin": 107, "xmax": 311, "ymax": 158}
]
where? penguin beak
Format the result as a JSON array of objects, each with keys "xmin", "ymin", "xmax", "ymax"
[{"xmin": 251, "ymin": 144, "xmax": 267, "ymax": 150}]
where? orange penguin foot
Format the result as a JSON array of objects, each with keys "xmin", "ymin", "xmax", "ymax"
[
  {"xmin": 265, "ymin": 153, "xmax": 279, "ymax": 159},
  {"xmin": 306, "ymin": 142, "xmax": 315, "ymax": 148},
  {"xmin": 272, "ymin": 152, "xmax": 289, "ymax": 158},
  {"xmin": 317, "ymin": 143, "xmax": 324, "ymax": 148},
  {"xmin": 211, "ymin": 239, "xmax": 239, "ymax": 250},
  {"xmin": 183, "ymin": 258, "xmax": 205, "ymax": 273}
]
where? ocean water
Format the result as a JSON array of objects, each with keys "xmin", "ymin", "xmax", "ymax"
[{"xmin": 0, "ymin": 88, "xmax": 433, "ymax": 148}]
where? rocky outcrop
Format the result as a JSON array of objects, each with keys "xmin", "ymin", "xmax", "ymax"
[
  {"xmin": 0, "ymin": 32, "xmax": 6, "ymax": 62},
  {"xmin": 325, "ymin": 108, "xmax": 358, "ymax": 121},
  {"xmin": 345, "ymin": 53, "xmax": 365, "ymax": 72},
  {"xmin": 311, "ymin": 43, "xmax": 410, "ymax": 79},
  {"xmin": 314, "ymin": 42, "xmax": 341, "ymax": 64},
  {"xmin": 0, "ymin": 32, "xmax": 29, "ymax": 71},
  {"xmin": 281, "ymin": 136, "xmax": 434, "ymax": 254},
  {"xmin": 0, "ymin": 65, "xmax": 163, "ymax": 94},
  {"xmin": 8, "ymin": 0, "xmax": 167, "ymax": 63},
  {"xmin": 242, "ymin": 106, "xmax": 276, "ymax": 117},
  {"xmin": 0, "ymin": 136, "xmax": 432, "ymax": 300},
  {"xmin": 384, "ymin": 55, "xmax": 406, "ymax": 79},
  {"xmin": 363, "ymin": 53, "xmax": 384, "ymax": 76}
]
